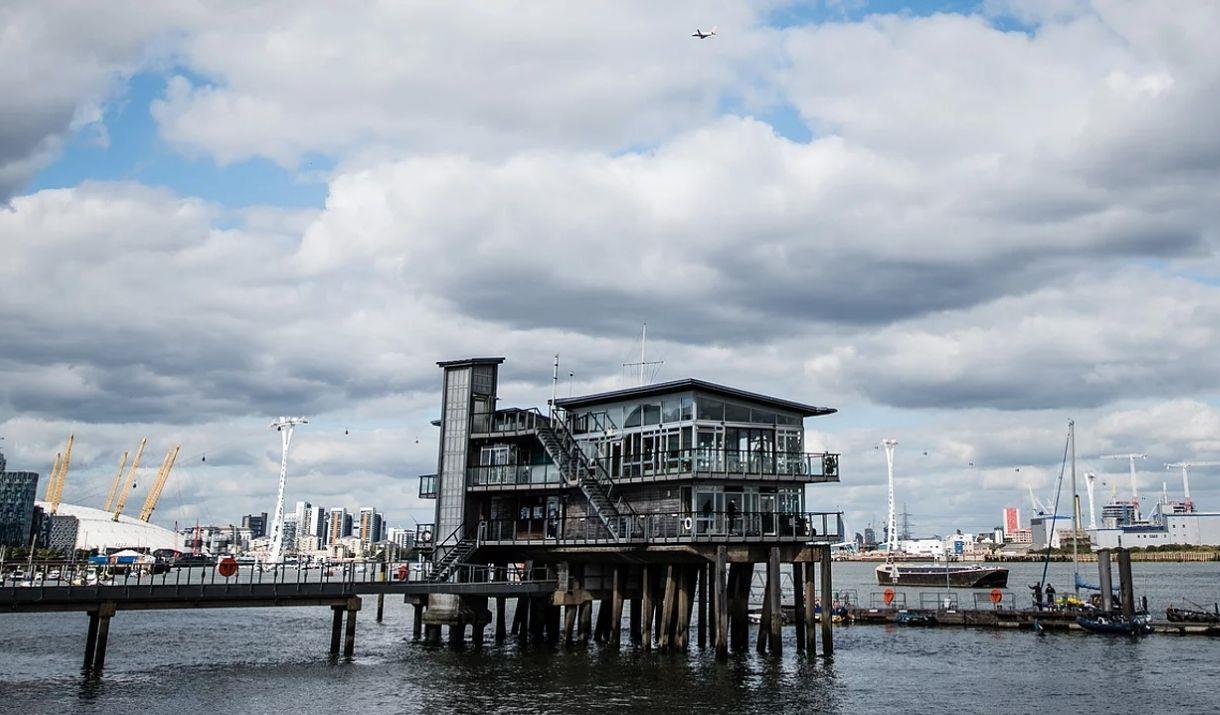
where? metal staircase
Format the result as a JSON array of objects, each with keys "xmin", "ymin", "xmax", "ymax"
[
  {"xmin": 428, "ymin": 525, "xmax": 477, "ymax": 583},
  {"xmin": 537, "ymin": 415, "xmax": 638, "ymax": 540}
]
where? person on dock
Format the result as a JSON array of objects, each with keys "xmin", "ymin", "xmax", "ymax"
[
  {"xmin": 1029, "ymin": 582, "xmax": 1043, "ymax": 610},
  {"xmin": 1044, "ymin": 583, "xmax": 1056, "ymax": 609}
]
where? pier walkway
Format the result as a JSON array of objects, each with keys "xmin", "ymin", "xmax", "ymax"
[{"xmin": 0, "ymin": 560, "xmax": 554, "ymax": 669}]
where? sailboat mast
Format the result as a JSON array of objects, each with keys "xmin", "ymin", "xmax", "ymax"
[{"xmin": 1069, "ymin": 419, "xmax": 1080, "ymax": 595}]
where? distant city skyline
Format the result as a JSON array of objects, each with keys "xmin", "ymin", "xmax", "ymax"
[{"xmin": 4, "ymin": 2, "xmax": 1220, "ymax": 537}]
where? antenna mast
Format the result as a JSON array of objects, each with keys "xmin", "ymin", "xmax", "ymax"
[
  {"xmin": 266, "ymin": 416, "xmax": 308, "ymax": 565},
  {"xmin": 622, "ymin": 322, "xmax": 664, "ymax": 386}
]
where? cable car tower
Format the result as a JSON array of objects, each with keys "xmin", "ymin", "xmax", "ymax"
[{"xmin": 266, "ymin": 416, "xmax": 307, "ymax": 566}]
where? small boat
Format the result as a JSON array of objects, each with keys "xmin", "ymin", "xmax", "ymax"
[
  {"xmin": 1166, "ymin": 605, "xmax": 1220, "ymax": 624},
  {"xmin": 1075, "ymin": 614, "xmax": 1152, "ymax": 636},
  {"xmin": 876, "ymin": 563, "xmax": 1008, "ymax": 588},
  {"xmin": 895, "ymin": 611, "xmax": 937, "ymax": 626}
]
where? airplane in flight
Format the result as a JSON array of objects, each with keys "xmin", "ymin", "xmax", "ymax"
[{"xmin": 692, "ymin": 26, "xmax": 717, "ymax": 39}]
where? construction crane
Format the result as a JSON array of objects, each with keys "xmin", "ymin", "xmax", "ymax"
[
  {"xmin": 102, "ymin": 451, "xmax": 129, "ymax": 512},
  {"xmin": 1027, "ymin": 484, "xmax": 1050, "ymax": 516},
  {"xmin": 139, "ymin": 444, "xmax": 180, "ymax": 522},
  {"xmin": 1165, "ymin": 460, "xmax": 1220, "ymax": 504},
  {"xmin": 112, "ymin": 438, "xmax": 147, "ymax": 522},
  {"xmin": 1100, "ymin": 453, "xmax": 1146, "ymax": 501}
]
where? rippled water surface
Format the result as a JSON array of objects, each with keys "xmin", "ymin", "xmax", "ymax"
[{"xmin": 3, "ymin": 562, "xmax": 1219, "ymax": 713}]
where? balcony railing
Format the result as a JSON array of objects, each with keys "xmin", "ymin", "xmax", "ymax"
[
  {"xmin": 476, "ymin": 510, "xmax": 843, "ymax": 546},
  {"xmin": 470, "ymin": 408, "xmax": 545, "ymax": 435},
  {"xmin": 466, "ymin": 463, "xmax": 565, "ymax": 488},
  {"xmin": 418, "ymin": 474, "xmax": 437, "ymax": 499},
  {"xmin": 604, "ymin": 449, "xmax": 839, "ymax": 482}
]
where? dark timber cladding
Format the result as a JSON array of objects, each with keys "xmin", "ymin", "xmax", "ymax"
[{"xmin": 418, "ymin": 356, "xmax": 845, "ymax": 658}]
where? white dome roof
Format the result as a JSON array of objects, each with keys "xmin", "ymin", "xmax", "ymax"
[{"xmin": 37, "ymin": 502, "xmax": 180, "ymax": 551}]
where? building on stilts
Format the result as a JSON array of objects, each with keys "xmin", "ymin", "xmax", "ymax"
[{"xmin": 415, "ymin": 357, "xmax": 844, "ymax": 657}]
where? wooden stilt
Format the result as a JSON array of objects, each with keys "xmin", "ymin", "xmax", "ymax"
[
  {"xmin": 424, "ymin": 624, "xmax": 442, "ymax": 644},
  {"xmin": 730, "ymin": 563, "xmax": 751, "ymax": 652},
  {"xmin": 805, "ymin": 563, "xmax": 817, "ymax": 654},
  {"xmin": 642, "ymin": 565, "xmax": 654, "ymax": 652},
  {"xmin": 579, "ymin": 599, "xmax": 592, "ymax": 643},
  {"xmin": 715, "ymin": 546, "xmax": 728, "ymax": 659},
  {"xmin": 564, "ymin": 604, "xmax": 578, "ymax": 645},
  {"xmin": 413, "ymin": 603, "xmax": 424, "ymax": 641},
  {"xmin": 756, "ymin": 565, "xmax": 771, "ymax": 654},
  {"xmin": 697, "ymin": 564, "xmax": 708, "ymax": 649},
  {"xmin": 512, "ymin": 596, "xmax": 526, "ymax": 636},
  {"xmin": 530, "ymin": 597, "xmax": 546, "ymax": 644},
  {"xmin": 93, "ymin": 611, "xmax": 112, "ymax": 670},
  {"xmin": 610, "ymin": 566, "xmax": 624, "ymax": 648},
  {"xmin": 676, "ymin": 566, "xmax": 692, "ymax": 650},
  {"xmin": 793, "ymin": 562, "xmax": 807, "ymax": 654},
  {"xmin": 659, "ymin": 565, "xmax": 677, "ymax": 652},
  {"xmin": 495, "ymin": 597, "xmax": 506, "ymax": 643},
  {"xmin": 343, "ymin": 598, "xmax": 360, "ymax": 657},
  {"xmin": 768, "ymin": 548, "xmax": 782, "ymax": 655},
  {"xmin": 330, "ymin": 605, "xmax": 344, "ymax": 655},
  {"xmin": 820, "ymin": 546, "xmax": 833, "ymax": 657},
  {"xmin": 84, "ymin": 611, "xmax": 100, "ymax": 668},
  {"xmin": 629, "ymin": 596, "xmax": 642, "ymax": 645}
]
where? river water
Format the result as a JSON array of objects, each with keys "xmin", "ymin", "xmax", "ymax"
[{"xmin": 2, "ymin": 561, "xmax": 1218, "ymax": 713}]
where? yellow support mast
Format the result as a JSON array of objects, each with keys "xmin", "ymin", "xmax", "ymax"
[
  {"xmin": 50, "ymin": 434, "xmax": 73, "ymax": 514},
  {"xmin": 44, "ymin": 453, "xmax": 62, "ymax": 501},
  {"xmin": 139, "ymin": 444, "xmax": 180, "ymax": 522},
  {"xmin": 112, "ymin": 437, "xmax": 147, "ymax": 522},
  {"xmin": 103, "ymin": 451, "xmax": 129, "ymax": 512}
]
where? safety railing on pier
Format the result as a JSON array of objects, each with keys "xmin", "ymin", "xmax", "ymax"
[
  {"xmin": 0, "ymin": 557, "xmax": 553, "ymax": 599},
  {"xmin": 476, "ymin": 510, "xmax": 844, "ymax": 545},
  {"xmin": 470, "ymin": 408, "xmax": 544, "ymax": 435},
  {"xmin": 862, "ymin": 590, "xmax": 1016, "ymax": 611}
]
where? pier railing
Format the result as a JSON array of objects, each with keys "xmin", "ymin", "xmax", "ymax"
[
  {"xmin": 476, "ymin": 510, "xmax": 844, "ymax": 546},
  {"xmin": 0, "ymin": 557, "xmax": 554, "ymax": 601}
]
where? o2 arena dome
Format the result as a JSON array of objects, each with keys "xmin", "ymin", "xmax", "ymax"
[{"xmin": 36, "ymin": 502, "xmax": 180, "ymax": 551}]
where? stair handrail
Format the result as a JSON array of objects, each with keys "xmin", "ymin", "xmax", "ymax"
[{"xmin": 548, "ymin": 412, "xmax": 639, "ymax": 526}]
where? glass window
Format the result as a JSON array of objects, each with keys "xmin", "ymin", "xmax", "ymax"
[
  {"xmin": 605, "ymin": 406, "xmax": 623, "ymax": 430},
  {"xmin": 724, "ymin": 402, "xmax": 750, "ymax": 423},
  {"xmin": 662, "ymin": 400, "xmax": 682, "ymax": 423},
  {"xmin": 625, "ymin": 405, "xmax": 642, "ymax": 428},
  {"xmin": 696, "ymin": 397, "xmax": 723, "ymax": 421},
  {"xmin": 680, "ymin": 397, "xmax": 693, "ymax": 420},
  {"xmin": 751, "ymin": 409, "xmax": 776, "ymax": 425},
  {"xmin": 776, "ymin": 413, "xmax": 799, "ymax": 426},
  {"xmin": 643, "ymin": 403, "xmax": 661, "ymax": 425}
]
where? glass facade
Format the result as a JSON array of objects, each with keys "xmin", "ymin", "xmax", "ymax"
[
  {"xmin": 0, "ymin": 469, "xmax": 39, "ymax": 547},
  {"xmin": 436, "ymin": 366, "xmax": 472, "ymax": 542}
]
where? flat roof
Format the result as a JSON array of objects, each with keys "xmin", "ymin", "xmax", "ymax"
[
  {"xmin": 555, "ymin": 378, "xmax": 836, "ymax": 417},
  {"xmin": 436, "ymin": 357, "xmax": 506, "ymax": 368}
]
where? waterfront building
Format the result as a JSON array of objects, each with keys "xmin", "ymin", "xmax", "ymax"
[
  {"xmin": 304, "ymin": 504, "xmax": 328, "ymax": 545},
  {"xmin": 1002, "ymin": 506, "xmax": 1020, "ymax": 536},
  {"xmin": 417, "ymin": 357, "xmax": 843, "ymax": 652},
  {"xmin": 1092, "ymin": 498, "xmax": 1220, "ymax": 548},
  {"xmin": 242, "ymin": 512, "xmax": 268, "ymax": 538},
  {"xmin": 0, "ymin": 448, "xmax": 39, "ymax": 548},
  {"xmin": 41, "ymin": 513, "xmax": 80, "ymax": 554},
  {"xmin": 358, "ymin": 507, "xmax": 384, "ymax": 551},
  {"xmin": 281, "ymin": 514, "xmax": 299, "ymax": 552},
  {"xmin": 1030, "ymin": 514, "xmax": 1071, "ymax": 549},
  {"xmin": 328, "ymin": 508, "xmax": 352, "ymax": 543},
  {"xmin": 293, "ymin": 501, "xmax": 311, "ymax": 534},
  {"xmin": 387, "ymin": 527, "xmax": 415, "ymax": 550}
]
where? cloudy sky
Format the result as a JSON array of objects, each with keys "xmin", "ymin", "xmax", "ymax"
[{"xmin": 3, "ymin": 0, "xmax": 1220, "ymax": 538}]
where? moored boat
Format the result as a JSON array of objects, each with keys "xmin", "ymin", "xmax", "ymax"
[
  {"xmin": 1076, "ymin": 614, "xmax": 1152, "ymax": 636},
  {"xmin": 875, "ymin": 562, "xmax": 1009, "ymax": 588}
]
